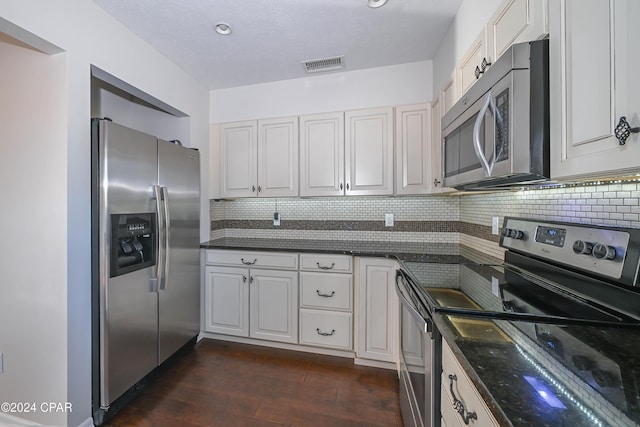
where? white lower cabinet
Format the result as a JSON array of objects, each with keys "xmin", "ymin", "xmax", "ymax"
[
  {"xmin": 249, "ymin": 269, "xmax": 298, "ymax": 343},
  {"xmin": 441, "ymin": 339, "xmax": 498, "ymax": 427},
  {"xmin": 299, "ymin": 309, "xmax": 352, "ymax": 349},
  {"xmin": 203, "ymin": 251, "xmax": 299, "ymax": 344},
  {"xmin": 356, "ymin": 257, "xmax": 399, "ymax": 363},
  {"xmin": 298, "ymin": 253, "xmax": 354, "ymax": 350},
  {"xmin": 204, "ymin": 266, "xmax": 249, "ymax": 337}
]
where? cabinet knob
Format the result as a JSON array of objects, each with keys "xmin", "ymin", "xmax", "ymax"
[
  {"xmin": 346, "ymin": 183, "xmax": 350, "ymax": 191},
  {"xmin": 340, "ymin": 183, "xmax": 343, "ymax": 190},
  {"xmin": 474, "ymin": 57, "xmax": 492, "ymax": 79},
  {"xmin": 433, "ymin": 178, "xmax": 441, "ymax": 186},
  {"xmin": 257, "ymin": 185, "xmax": 262, "ymax": 192},
  {"xmin": 252, "ymin": 185, "xmax": 256, "ymax": 192},
  {"xmin": 615, "ymin": 116, "xmax": 640, "ymax": 145}
]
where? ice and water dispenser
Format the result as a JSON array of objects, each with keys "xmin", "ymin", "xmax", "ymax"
[{"xmin": 110, "ymin": 213, "xmax": 156, "ymax": 277}]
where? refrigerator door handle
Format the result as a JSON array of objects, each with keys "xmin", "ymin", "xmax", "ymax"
[
  {"xmin": 153, "ymin": 185, "xmax": 166, "ymax": 293},
  {"xmin": 160, "ymin": 186, "xmax": 171, "ymax": 290}
]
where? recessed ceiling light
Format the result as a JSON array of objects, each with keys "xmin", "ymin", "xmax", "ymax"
[
  {"xmin": 214, "ymin": 23, "xmax": 232, "ymax": 35},
  {"xmin": 367, "ymin": 0, "xmax": 388, "ymax": 8}
]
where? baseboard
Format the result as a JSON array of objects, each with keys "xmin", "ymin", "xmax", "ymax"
[
  {"xmin": 0, "ymin": 413, "xmax": 42, "ymax": 426},
  {"xmin": 75, "ymin": 417, "xmax": 95, "ymax": 427},
  {"xmin": 354, "ymin": 357, "xmax": 397, "ymax": 370},
  {"xmin": 198, "ymin": 332, "xmax": 355, "ymax": 359}
]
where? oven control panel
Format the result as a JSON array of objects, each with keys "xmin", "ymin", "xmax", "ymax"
[{"xmin": 500, "ymin": 218, "xmax": 629, "ymax": 280}]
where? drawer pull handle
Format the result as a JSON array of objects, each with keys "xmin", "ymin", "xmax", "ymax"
[
  {"xmin": 316, "ymin": 328, "xmax": 336, "ymax": 336},
  {"xmin": 448, "ymin": 374, "xmax": 478, "ymax": 425},
  {"xmin": 316, "ymin": 290, "xmax": 335, "ymax": 298},
  {"xmin": 317, "ymin": 262, "xmax": 335, "ymax": 270},
  {"xmin": 241, "ymin": 258, "xmax": 257, "ymax": 265}
]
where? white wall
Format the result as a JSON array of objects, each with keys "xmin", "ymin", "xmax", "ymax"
[
  {"xmin": 432, "ymin": 0, "xmax": 502, "ymax": 94},
  {"xmin": 0, "ymin": 1, "xmax": 209, "ymax": 426},
  {"xmin": 0, "ymin": 33, "xmax": 68, "ymax": 427},
  {"xmin": 210, "ymin": 60, "xmax": 433, "ymax": 123}
]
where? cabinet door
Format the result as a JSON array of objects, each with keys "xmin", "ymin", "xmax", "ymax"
[
  {"xmin": 299, "ymin": 112, "xmax": 345, "ymax": 196},
  {"xmin": 431, "ymin": 97, "xmax": 455, "ymax": 194},
  {"xmin": 550, "ymin": 0, "xmax": 640, "ymax": 180},
  {"xmin": 257, "ymin": 117, "xmax": 299, "ymax": 197},
  {"xmin": 220, "ymin": 121, "xmax": 257, "ymax": 198},
  {"xmin": 356, "ymin": 258, "xmax": 398, "ymax": 362},
  {"xmin": 487, "ymin": 0, "xmax": 548, "ymax": 61},
  {"xmin": 457, "ymin": 30, "xmax": 488, "ymax": 96},
  {"xmin": 441, "ymin": 339, "xmax": 499, "ymax": 427},
  {"xmin": 345, "ymin": 107, "xmax": 394, "ymax": 196},
  {"xmin": 395, "ymin": 104, "xmax": 433, "ymax": 195},
  {"xmin": 203, "ymin": 266, "xmax": 249, "ymax": 337},
  {"xmin": 249, "ymin": 269, "xmax": 299, "ymax": 343},
  {"xmin": 441, "ymin": 71, "xmax": 459, "ymax": 116}
]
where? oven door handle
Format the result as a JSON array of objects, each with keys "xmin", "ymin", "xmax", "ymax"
[{"xmin": 395, "ymin": 270, "xmax": 431, "ymax": 334}]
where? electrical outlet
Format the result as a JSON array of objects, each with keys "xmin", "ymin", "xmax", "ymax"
[
  {"xmin": 385, "ymin": 213, "xmax": 394, "ymax": 227},
  {"xmin": 492, "ymin": 216, "xmax": 500, "ymax": 235},
  {"xmin": 273, "ymin": 212, "xmax": 281, "ymax": 226}
]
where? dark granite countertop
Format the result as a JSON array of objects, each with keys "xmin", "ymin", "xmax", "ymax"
[
  {"xmin": 435, "ymin": 313, "xmax": 640, "ymax": 427},
  {"xmin": 201, "ymin": 237, "xmax": 501, "ymax": 264}
]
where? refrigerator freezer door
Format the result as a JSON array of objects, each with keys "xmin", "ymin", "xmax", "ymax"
[
  {"xmin": 96, "ymin": 120, "xmax": 159, "ymax": 406},
  {"xmin": 157, "ymin": 139, "xmax": 201, "ymax": 363}
]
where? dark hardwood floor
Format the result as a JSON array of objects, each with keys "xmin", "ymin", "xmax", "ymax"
[{"xmin": 104, "ymin": 339, "xmax": 402, "ymax": 427}]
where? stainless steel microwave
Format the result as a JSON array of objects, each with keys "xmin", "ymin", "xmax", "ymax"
[{"xmin": 442, "ymin": 39, "xmax": 549, "ymax": 190}]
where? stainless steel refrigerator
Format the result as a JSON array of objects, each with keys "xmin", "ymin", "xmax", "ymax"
[{"xmin": 91, "ymin": 118, "xmax": 200, "ymax": 424}]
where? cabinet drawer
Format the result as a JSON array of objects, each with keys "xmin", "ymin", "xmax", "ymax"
[
  {"xmin": 441, "ymin": 340, "xmax": 498, "ymax": 427},
  {"xmin": 300, "ymin": 253, "xmax": 352, "ymax": 273},
  {"xmin": 299, "ymin": 309, "xmax": 352, "ymax": 350},
  {"xmin": 300, "ymin": 272, "xmax": 352, "ymax": 311},
  {"xmin": 206, "ymin": 250, "xmax": 298, "ymax": 270}
]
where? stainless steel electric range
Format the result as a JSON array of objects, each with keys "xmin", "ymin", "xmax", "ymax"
[{"xmin": 397, "ymin": 217, "xmax": 640, "ymax": 427}]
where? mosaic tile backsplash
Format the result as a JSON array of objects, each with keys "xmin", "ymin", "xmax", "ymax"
[{"xmin": 209, "ymin": 181, "xmax": 640, "ymax": 260}]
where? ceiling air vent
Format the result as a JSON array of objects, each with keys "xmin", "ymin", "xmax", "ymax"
[{"xmin": 302, "ymin": 56, "xmax": 345, "ymax": 74}]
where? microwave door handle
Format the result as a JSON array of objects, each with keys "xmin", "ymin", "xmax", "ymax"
[{"xmin": 473, "ymin": 93, "xmax": 493, "ymax": 176}]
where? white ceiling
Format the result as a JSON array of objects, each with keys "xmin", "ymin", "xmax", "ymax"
[{"xmin": 92, "ymin": 0, "xmax": 463, "ymax": 90}]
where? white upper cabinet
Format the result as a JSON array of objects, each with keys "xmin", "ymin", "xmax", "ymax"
[
  {"xmin": 299, "ymin": 112, "xmax": 345, "ymax": 197},
  {"xmin": 487, "ymin": 0, "xmax": 548, "ymax": 61},
  {"xmin": 451, "ymin": 0, "xmax": 548, "ymax": 104},
  {"xmin": 345, "ymin": 107, "xmax": 394, "ymax": 196},
  {"xmin": 257, "ymin": 117, "xmax": 299, "ymax": 197},
  {"xmin": 395, "ymin": 103, "xmax": 433, "ymax": 195},
  {"xmin": 550, "ymin": 0, "xmax": 640, "ymax": 180},
  {"xmin": 220, "ymin": 117, "xmax": 298, "ymax": 198},
  {"xmin": 430, "ymin": 98, "xmax": 455, "ymax": 194},
  {"xmin": 441, "ymin": 71, "xmax": 459, "ymax": 116},
  {"xmin": 457, "ymin": 29, "xmax": 490, "ymax": 97},
  {"xmin": 220, "ymin": 121, "xmax": 257, "ymax": 198}
]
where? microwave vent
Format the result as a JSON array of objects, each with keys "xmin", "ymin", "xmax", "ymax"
[{"xmin": 302, "ymin": 56, "xmax": 345, "ymax": 74}]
